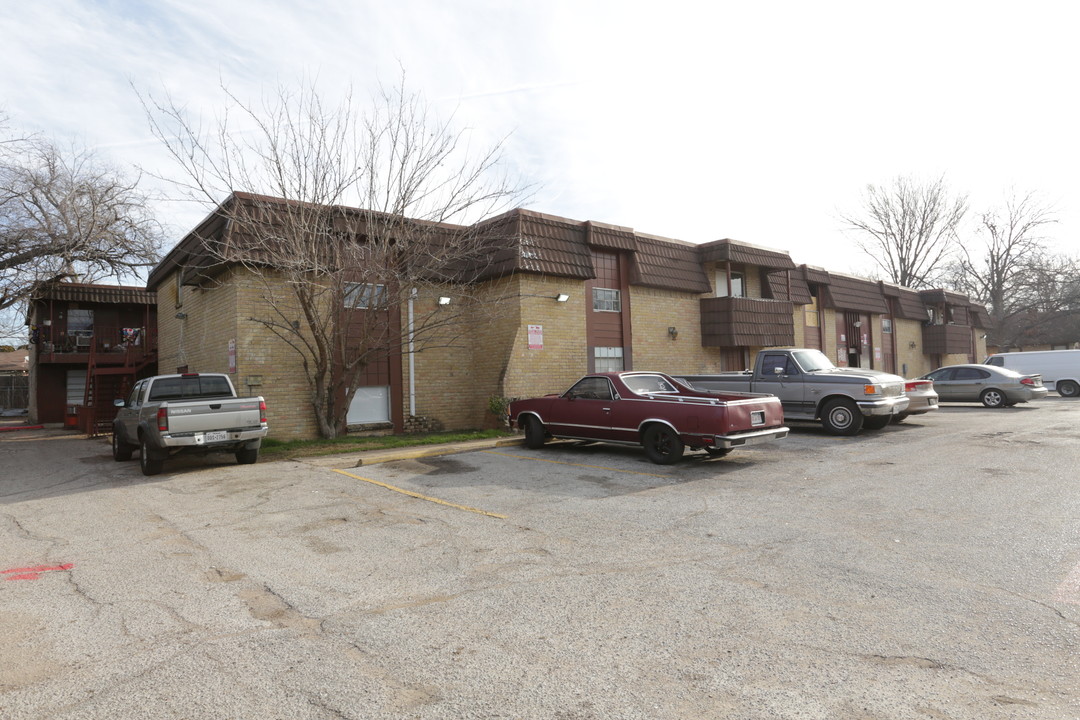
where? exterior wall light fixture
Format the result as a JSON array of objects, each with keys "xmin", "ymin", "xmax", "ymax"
[
  {"xmin": 555, "ymin": 294, "xmax": 570, "ymax": 302},
  {"xmin": 668, "ymin": 326, "xmax": 678, "ymax": 340},
  {"xmin": 175, "ymin": 312, "xmax": 188, "ymax": 320},
  {"xmin": 438, "ymin": 296, "xmax": 452, "ymax": 306}
]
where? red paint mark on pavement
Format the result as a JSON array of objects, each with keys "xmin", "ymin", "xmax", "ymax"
[
  {"xmin": 0, "ymin": 425, "xmax": 44, "ymax": 432},
  {"xmin": 2, "ymin": 563, "xmax": 74, "ymax": 581}
]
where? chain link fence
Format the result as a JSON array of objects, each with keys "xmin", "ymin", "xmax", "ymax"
[{"xmin": 1, "ymin": 373, "xmax": 29, "ymax": 410}]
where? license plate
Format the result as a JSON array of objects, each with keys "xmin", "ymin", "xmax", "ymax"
[
  {"xmin": 750, "ymin": 410, "xmax": 765, "ymax": 426},
  {"xmin": 204, "ymin": 431, "xmax": 228, "ymax": 443}
]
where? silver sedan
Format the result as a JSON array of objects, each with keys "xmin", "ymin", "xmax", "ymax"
[{"xmin": 920, "ymin": 364, "xmax": 1049, "ymax": 408}]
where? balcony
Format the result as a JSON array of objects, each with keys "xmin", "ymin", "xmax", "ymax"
[
  {"xmin": 700, "ymin": 297, "xmax": 794, "ymax": 348},
  {"xmin": 922, "ymin": 323, "xmax": 972, "ymax": 355},
  {"xmin": 37, "ymin": 325, "xmax": 158, "ymax": 366}
]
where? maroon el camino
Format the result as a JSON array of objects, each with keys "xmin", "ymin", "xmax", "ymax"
[{"xmin": 508, "ymin": 371, "xmax": 788, "ymax": 464}]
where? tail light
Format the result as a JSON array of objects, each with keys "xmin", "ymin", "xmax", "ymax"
[
  {"xmin": 157, "ymin": 406, "xmax": 168, "ymax": 432},
  {"xmin": 259, "ymin": 399, "xmax": 267, "ymax": 424},
  {"xmin": 1020, "ymin": 377, "xmax": 1035, "ymax": 386},
  {"xmin": 905, "ymin": 380, "xmax": 932, "ymax": 392}
]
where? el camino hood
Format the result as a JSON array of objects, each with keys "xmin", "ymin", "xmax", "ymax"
[{"xmin": 815, "ymin": 368, "xmax": 905, "ymax": 384}]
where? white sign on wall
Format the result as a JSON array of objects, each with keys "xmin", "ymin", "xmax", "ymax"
[{"xmin": 528, "ymin": 324, "xmax": 543, "ymax": 350}]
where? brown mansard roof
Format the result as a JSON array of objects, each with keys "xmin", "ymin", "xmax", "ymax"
[
  {"xmin": 880, "ymin": 283, "xmax": 928, "ymax": 320},
  {"xmin": 822, "ymin": 273, "xmax": 889, "ymax": 314},
  {"xmin": 148, "ymin": 196, "xmax": 984, "ymax": 316},
  {"xmin": 699, "ymin": 239, "xmax": 796, "ymax": 271},
  {"xmin": 763, "ymin": 270, "xmax": 813, "ymax": 305},
  {"xmin": 31, "ymin": 281, "xmax": 156, "ymax": 305},
  {"xmin": 631, "ymin": 234, "xmax": 712, "ymax": 293}
]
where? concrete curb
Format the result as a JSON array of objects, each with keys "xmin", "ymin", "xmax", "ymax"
[{"xmin": 297, "ymin": 436, "xmax": 525, "ymax": 469}]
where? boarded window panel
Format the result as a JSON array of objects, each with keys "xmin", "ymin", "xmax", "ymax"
[
  {"xmin": 347, "ymin": 387, "xmax": 390, "ymax": 423},
  {"xmin": 66, "ymin": 369, "xmax": 86, "ymax": 406}
]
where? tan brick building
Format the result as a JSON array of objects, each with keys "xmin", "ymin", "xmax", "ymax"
[{"xmin": 147, "ymin": 195, "xmax": 988, "ymax": 440}]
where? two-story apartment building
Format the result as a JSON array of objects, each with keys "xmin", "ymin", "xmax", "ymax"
[
  {"xmin": 27, "ymin": 282, "xmax": 158, "ymax": 432},
  {"xmin": 148, "ymin": 196, "xmax": 988, "ymax": 440}
]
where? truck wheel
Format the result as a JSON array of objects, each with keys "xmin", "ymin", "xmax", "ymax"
[
  {"xmin": 863, "ymin": 416, "xmax": 891, "ymax": 430},
  {"xmin": 821, "ymin": 399, "xmax": 864, "ymax": 436},
  {"xmin": 643, "ymin": 425, "xmax": 684, "ymax": 465},
  {"xmin": 523, "ymin": 415, "xmax": 547, "ymax": 449},
  {"xmin": 1057, "ymin": 380, "xmax": 1080, "ymax": 397},
  {"xmin": 980, "ymin": 389, "xmax": 1006, "ymax": 408},
  {"xmin": 235, "ymin": 448, "xmax": 259, "ymax": 465},
  {"xmin": 112, "ymin": 431, "xmax": 134, "ymax": 461},
  {"xmin": 140, "ymin": 438, "xmax": 164, "ymax": 476}
]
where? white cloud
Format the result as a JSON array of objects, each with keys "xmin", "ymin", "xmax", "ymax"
[{"xmin": 2, "ymin": 0, "xmax": 1078, "ymax": 276}]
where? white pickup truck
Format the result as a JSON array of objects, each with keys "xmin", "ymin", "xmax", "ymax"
[{"xmin": 111, "ymin": 373, "xmax": 268, "ymax": 476}]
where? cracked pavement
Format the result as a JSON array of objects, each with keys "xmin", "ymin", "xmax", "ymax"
[{"xmin": 2, "ymin": 401, "xmax": 1080, "ymax": 719}]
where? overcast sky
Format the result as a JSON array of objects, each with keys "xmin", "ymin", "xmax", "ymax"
[{"xmin": 3, "ymin": 0, "xmax": 1079, "ymax": 280}]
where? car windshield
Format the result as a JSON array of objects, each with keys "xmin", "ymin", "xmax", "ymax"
[{"xmin": 791, "ymin": 349, "xmax": 836, "ymax": 373}]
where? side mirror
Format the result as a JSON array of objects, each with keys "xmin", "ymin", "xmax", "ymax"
[
  {"xmin": 114, "ymin": 399, "xmax": 125, "ymax": 408},
  {"xmin": 772, "ymin": 366, "xmax": 784, "ymax": 375}
]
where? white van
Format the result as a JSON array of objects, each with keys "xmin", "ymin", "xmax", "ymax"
[{"xmin": 984, "ymin": 349, "xmax": 1080, "ymax": 397}]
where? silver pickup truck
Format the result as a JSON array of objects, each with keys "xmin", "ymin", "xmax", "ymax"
[
  {"xmin": 676, "ymin": 348, "xmax": 908, "ymax": 436},
  {"xmin": 111, "ymin": 373, "xmax": 268, "ymax": 475}
]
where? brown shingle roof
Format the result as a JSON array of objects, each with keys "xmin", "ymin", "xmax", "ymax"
[
  {"xmin": 31, "ymin": 282, "xmax": 156, "ymax": 305},
  {"xmin": 0, "ymin": 350, "xmax": 29, "ymax": 373},
  {"xmin": 823, "ymin": 274, "xmax": 889, "ymax": 314},
  {"xmin": 631, "ymin": 235, "xmax": 712, "ymax": 293},
  {"xmin": 699, "ymin": 239, "xmax": 796, "ymax": 270},
  {"xmin": 585, "ymin": 221, "xmax": 636, "ymax": 251},
  {"xmin": 880, "ymin": 283, "xmax": 928, "ymax": 320},
  {"xmin": 764, "ymin": 270, "xmax": 813, "ymax": 305},
  {"xmin": 969, "ymin": 303, "xmax": 991, "ymax": 328}
]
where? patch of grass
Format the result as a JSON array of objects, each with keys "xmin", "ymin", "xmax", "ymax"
[{"xmin": 260, "ymin": 428, "xmax": 515, "ymax": 460}]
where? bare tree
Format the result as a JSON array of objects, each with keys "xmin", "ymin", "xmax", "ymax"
[
  {"xmin": 842, "ymin": 175, "xmax": 968, "ymax": 288},
  {"xmin": 1, "ymin": 127, "xmax": 164, "ymax": 339},
  {"xmin": 143, "ymin": 79, "xmax": 527, "ymax": 438},
  {"xmin": 948, "ymin": 192, "xmax": 1076, "ymax": 347}
]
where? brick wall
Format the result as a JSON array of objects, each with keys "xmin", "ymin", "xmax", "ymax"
[{"xmin": 157, "ymin": 269, "xmax": 320, "ymax": 440}]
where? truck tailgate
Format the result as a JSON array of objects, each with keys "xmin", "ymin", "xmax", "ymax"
[{"xmin": 166, "ymin": 400, "xmax": 263, "ymax": 433}]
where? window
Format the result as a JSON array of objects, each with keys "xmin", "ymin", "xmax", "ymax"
[
  {"xmin": 149, "ymin": 375, "xmax": 234, "ymax": 401},
  {"xmin": 592, "ymin": 288, "xmax": 621, "ymax": 312},
  {"xmin": 986, "ymin": 356, "xmax": 1003, "ymax": 366},
  {"xmin": 345, "ymin": 283, "xmax": 387, "ymax": 309},
  {"xmin": 716, "ymin": 270, "xmax": 744, "ymax": 298},
  {"xmin": 882, "ymin": 318, "xmax": 893, "ymax": 333},
  {"xmin": 954, "ymin": 368, "xmax": 989, "ymax": 381},
  {"xmin": 566, "ymin": 377, "xmax": 615, "ymax": 401},
  {"xmin": 623, "ymin": 374, "xmax": 678, "ymax": 394},
  {"xmin": 762, "ymin": 353, "xmax": 799, "ymax": 376},
  {"xmin": 593, "ymin": 346, "xmax": 624, "ymax": 372}
]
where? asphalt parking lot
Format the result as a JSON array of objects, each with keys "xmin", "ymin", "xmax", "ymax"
[{"xmin": 2, "ymin": 399, "xmax": 1080, "ymax": 719}]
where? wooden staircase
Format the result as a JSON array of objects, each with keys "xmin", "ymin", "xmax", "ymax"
[{"xmin": 80, "ymin": 340, "xmax": 158, "ymax": 438}]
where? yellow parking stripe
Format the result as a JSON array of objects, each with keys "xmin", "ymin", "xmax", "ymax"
[
  {"xmin": 482, "ymin": 450, "xmax": 671, "ymax": 479},
  {"xmin": 332, "ymin": 469, "xmax": 507, "ymax": 519}
]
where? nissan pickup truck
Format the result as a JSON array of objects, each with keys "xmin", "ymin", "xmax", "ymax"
[
  {"xmin": 675, "ymin": 348, "xmax": 908, "ymax": 436},
  {"xmin": 508, "ymin": 370, "xmax": 788, "ymax": 465},
  {"xmin": 111, "ymin": 372, "xmax": 268, "ymax": 476}
]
